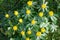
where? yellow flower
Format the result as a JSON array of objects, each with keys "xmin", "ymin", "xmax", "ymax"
[
  {"xmin": 31, "ymin": 20, "xmax": 36, "ymax": 25},
  {"xmin": 14, "ymin": 11, "xmax": 18, "ymax": 16},
  {"xmin": 13, "ymin": 26, "xmax": 18, "ymax": 31},
  {"xmin": 19, "ymin": 18, "xmax": 23, "ymax": 23},
  {"xmin": 41, "ymin": 27, "xmax": 46, "ymax": 33},
  {"xmin": 49, "ymin": 11, "xmax": 54, "ymax": 16},
  {"xmin": 21, "ymin": 31, "xmax": 25, "ymax": 36},
  {"xmin": 41, "ymin": 4, "xmax": 46, "ymax": 9},
  {"xmin": 39, "ymin": 12, "xmax": 43, "ymax": 17},
  {"xmin": 27, "ymin": 1, "xmax": 32, "ymax": 6},
  {"xmin": 36, "ymin": 32, "xmax": 41, "ymax": 37},
  {"xmin": 5, "ymin": 14, "xmax": 9, "ymax": 18},
  {"xmin": 27, "ymin": 30, "xmax": 32, "ymax": 35},
  {"xmin": 26, "ymin": 10, "xmax": 31, "ymax": 15},
  {"xmin": 26, "ymin": 38, "xmax": 30, "ymax": 40}
]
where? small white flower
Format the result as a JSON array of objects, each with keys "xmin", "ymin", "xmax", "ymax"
[
  {"xmin": 40, "ymin": 22, "xmax": 49, "ymax": 28},
  {"xmin": 41, "ymin": 33, "xmax": 47, "ymax": 36},
  {"xmin": 51, "ymin": 23, "xmax": 58, "ymax": 32},
  {"xmin": 8, "ymin": 27, "xmax": 11, "ymax": 30},
  {"xmin": 10, "ymin": 38, "xmax": 14, "ymax": 40},
  {"xmin": 28, "ymin": 27, "xmax": 31, "ymax": 30},
  {"xmin": 13, "ymin": 32, "xmax": 15, "ymax": 35},
  {"xmin": 36, "ymin": 37, "xmax": 40, "ymax": 40}
]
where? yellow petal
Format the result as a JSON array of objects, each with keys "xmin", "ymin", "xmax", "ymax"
[
  {"xmin": 13, "ymin": 26, "xmax": 18, "ymax": 31},
  {"xmin": 36, "ymin": 32, "xmax": 41, "ymax": 37},
  {"xmin": 5, "ymin": 14, "xmax": 9, "ymax": 18},
  {"xmin": 27, "ymin": 30, "xmax": 32, "ymax": 35},
  {"xmin": 26, "ymin": 38, "xmax": 30, "ymax": 40},
  {"xmin": 39, "ymin": 12, "xmax": 43, "ymax": 17},
  {"xmin": 21, "ymin": 31, "xmax": 25, "ymax": 36},
  {"xmin": 31, "ymin": 20, "xmax": 36, "ymax": 25},
  {"xmin": 14, "ymin": 11, "xmax": 18, "ymax": 16},
  {"xmin": 49, "ymin": 11, "xmax": 54, "ymax": 16},
  {"xmin": 41, "ymin": 4, "xmax": 46, "ymax": 9},
  {"xmin": 19, "ymin": 18, "xmax": 23, "ymax": 23},
  {"xmin": 26, "ymin": 10, "xmax": 31, "ymax": 15},
  {"xmin": 41, "ymin": 27, "xmax": 46, "ymax": 33},
  {"xmin": 27, "ymin": 1, "xmax": 32, "ymax": 6}
]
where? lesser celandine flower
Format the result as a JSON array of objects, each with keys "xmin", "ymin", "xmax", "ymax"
[
  {"xmin": 41, "ymin": 4, "xmax": 46, "ymax": 9},
  {"xmin": 14, "ymin": 11, "xmax": 18, "ymax": 16},
  {"xmin": 41, "ymin": 0, "xmax": 48, "ymax": 12},
  {"xmin": 39, "ymin": 12, "xmax": 43, "ymax": 17},
  {"xmin": 41, "ymin": 27, "xmax": 46, "ymax": 33},
  {"xmin": 36, "ymin": 32, "xmax": 41, "ymax": 37},
  {"xmin": 49, "ymin": 11, "xmax": 54, "ymax": 16},
  {"xmin": 27, "ymin": 1, "xmax": 32, "ymax": 6},
  {"xmin": 21, "ymin": 31, "xmax": 25, "ymax": 36},
  {"xmin": 26, "ymin": 37, "xmax": 30, "ymax": 40},
  {"xmin": 5, "ymin": 14, "xmax": 9, "ymax": 18},
  {"xmin": 13, "ymin": 25, "xmax": 18, "ymax": 31},
  {"xmin": 26, "ymin": 9, "xmax": 31, "ymax": 15},
  {"xmin": 27, "ymin": 30, "xmax": 32, "ymax": 35},
  {"xmin": 31, "ymin": 19, "xmax": 36, "ymax": 25},
  {"xmin": 19, "ymin": 18, "xmax": 23, "ymax": 23}
]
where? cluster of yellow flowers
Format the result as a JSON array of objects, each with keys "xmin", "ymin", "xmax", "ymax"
[
  {"xmin": 13, "ymin": 26, "xmax": 46, "ymax": 34},
  {"xmin": 4, "ymin": 0, "xmax": 55, "ymax": 40},
  {"xmin": 36, "ymin": 27, "xmax": 46, "ymax": 37},
  {"xmin": 5, "ymin": 10, "xmax": 54, "ymax": 19},
  {"xmin": 12, "ymin": 25, "xmax": 46, "ymax": 40},
  {"xmin": 5, "ymin": 1, "xmax": 54, "ymax": 18}
]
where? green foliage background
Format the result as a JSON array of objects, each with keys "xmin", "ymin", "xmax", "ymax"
[{"xmin": 0, "ymin": 0, "xmax": 60, "ymax": 40}]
